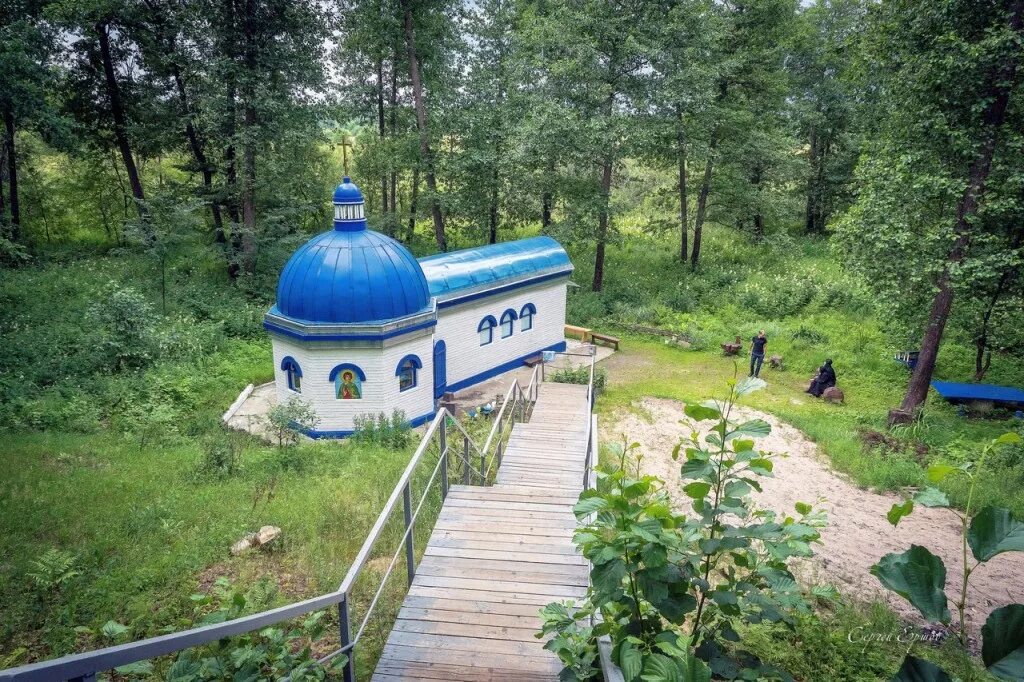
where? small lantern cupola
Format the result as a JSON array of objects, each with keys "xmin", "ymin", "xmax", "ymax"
[{"xmin": 333, "ymin": 176, "xmax": 367, "ymax": 231}]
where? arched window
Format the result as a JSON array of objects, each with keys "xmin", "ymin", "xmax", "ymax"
[
  {"xmin": 281, "ymin": 356, "xmax": 303, "ymax": 393},
  {"xmin": 500, "ymin": 309, "xmax": 517, "ymax": 339},
  {"xmin": 395, "ymin": 354, "xmax": 422, "ymax": 392},
  {"xmin": 478, "ymin": 315, "xmax": 497, "ymax": 346},
  {"xmin": 520, "ymin": 303, "xmax": 536, "ymax": 332},
  {"xmin": 329, "ymin": 363, "xmax": 366, "ymax": 400}
]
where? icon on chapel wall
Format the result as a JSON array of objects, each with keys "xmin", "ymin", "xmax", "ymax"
[{"xmin": 336, "ymin": 370, "xmax": 362, "ymax": 399}]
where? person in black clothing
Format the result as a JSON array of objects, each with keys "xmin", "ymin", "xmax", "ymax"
[
  {"xmin": 806, "ymin": 358, "xmax": 837, "ymax": 397},
  {"xmin": 750, "ymin": 330, "xmax": 767, "ymax": 377}
]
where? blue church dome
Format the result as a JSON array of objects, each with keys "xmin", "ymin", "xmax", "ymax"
[{"xmin": 272, "ymin": 180, "xmax": 431, "ymax": 324}]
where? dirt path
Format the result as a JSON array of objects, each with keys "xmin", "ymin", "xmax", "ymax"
[{"xmin": 604, "ymin": 398, "xmax": 1024, "ymax": 639}]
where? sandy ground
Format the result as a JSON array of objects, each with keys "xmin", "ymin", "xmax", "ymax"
[{"xmin": 605, "ymin": 397, "xmax": 1024, "ymax": 639}]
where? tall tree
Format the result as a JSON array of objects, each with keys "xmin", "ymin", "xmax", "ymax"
[
  {"xmin": 399, "ymin": 0, "xmax": 447, "ymax": 251},
  {"xmin": 836, "ymin": 0, "xmax": 1024, "ymax": 422}
]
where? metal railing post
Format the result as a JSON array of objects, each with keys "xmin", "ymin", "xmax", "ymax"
[
  {"xmin": 462, "ymin": 436, "xmax": 471, "ymax": 485},
  {"xmin": 339, "ymin": 599, "xmax": 354, "ymax": 682},
  {"xmin": 402, "ymin": 483, "xmax": 415, "ymax": 585},
  {"xmin": 439, "ymin": 415, "xmax": 448, "ymax": 500}
]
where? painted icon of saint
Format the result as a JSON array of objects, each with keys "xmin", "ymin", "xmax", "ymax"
[{"xmin": 337, "ymin": 370, "xmax": 361, "ymax": 399}]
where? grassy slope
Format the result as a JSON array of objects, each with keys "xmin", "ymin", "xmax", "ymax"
[{"xmin": 1, "ymin": 222, "xmax": 1020, "ymax": 677}]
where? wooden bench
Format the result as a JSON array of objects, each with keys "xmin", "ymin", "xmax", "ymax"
[
  {"xmin": 591, "ymin": 332, "xmax": 620, "ymax": 350},
  {"xmin": 565, "ymin": 324, "xmax": 592, "ymax": 342}
]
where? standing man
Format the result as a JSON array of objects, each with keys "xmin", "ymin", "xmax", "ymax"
[{"xmin": 750, "ymin": 330, "xmax": 767, "ymax": 378}]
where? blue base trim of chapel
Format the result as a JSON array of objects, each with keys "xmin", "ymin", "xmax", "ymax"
[
  {"xmin": 304, "ymin": 409, "xmax": 436, "ymax": 439},
  {"xmin": 444, "ymin": 340, "xmax": 567, "ymax": 394}
]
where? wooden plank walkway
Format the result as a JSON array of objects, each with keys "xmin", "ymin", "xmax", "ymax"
[{"xmin": 372, "ymin": 382, "xmax": 591, "ymax": 681}]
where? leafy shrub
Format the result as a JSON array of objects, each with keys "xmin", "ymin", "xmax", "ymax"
[
  {"xmin": 879, "ymin": 432, "xmax": 1024, "ymax": 681},
  {"xmin": 194, "ymin": 433, "xmax": 243, "ymax": 480},
  {"xmin": 567, "ymin": 291, "xmax": 611, "ymax": 325},
  {"xmin": 352, "ymin": 409, "xmax": 412, "ymax": 449},
  {"xmin": 264, "ymin": 396, "xmax": 320, "ymax": 448},
  {"xmin": 87, "ymin": 283, "xmax": 159, "ymax": 372},
  {"xmin": 165, "ymin": 577, "xmax": 345, "ymax": 681},
  {"xmin": 791, "ymin": 325, "xmax": 830, "ymax": 346},
  {"xmin": 541, "ymin": 377, "xmax": 826, "ymax": 681},
  {"xmin": 549, "ymin": 365, "xmax": 607, "ymax": 391}
]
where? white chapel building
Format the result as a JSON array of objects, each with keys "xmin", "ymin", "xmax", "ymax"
[{"xmin": 263, "ymin": 178, "xmax": 573, "ymax": 437}]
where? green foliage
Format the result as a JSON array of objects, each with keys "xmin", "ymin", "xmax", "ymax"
[
  {"xmin": 549, "ymin": 365, "xmax": 608, "ymax": 391},
  {"xmin": 870, "ymin": 546, "xmax": 950, "ymax": 623},
  {"xmin": 194, "ymin": 432, "xmax": 243, "ymax": 480},
  {"xmin": 166, "ymin": 578, "xmax": 344, "ymax": 681},
  {"xmin": 537, "ymin": 601, "xmax": 599, "ymax": 681},
  {"xmin": 26, "ymin": 549, "xmax": 80, "ymax": 599},
  {"xmin": 351, "ymin": 410, "xmax": 413, "ymax": 449},
  {"xmin": 541, "ymin": 377, "xmax": 826, "ymax": 681},
  {"xmin": 871, "ymin": 432, "xmax": 1024, "ymax": 680},
  {"xmin": 86, "ymin": 283, "xmax": 159, "ymax": 372},
  {"xmin": 264, "ymin": 397, "xmax": 320, "ymax": 449}
]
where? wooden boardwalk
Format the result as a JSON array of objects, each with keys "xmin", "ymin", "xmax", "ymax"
[{"xmin": 372, "ymin": 382, "xmax": 592, "ymax": 681}]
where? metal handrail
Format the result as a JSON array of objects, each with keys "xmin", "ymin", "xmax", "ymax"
[{"xmin": 0, "ymin": 387, "xmax": 507, "ymax": 682}]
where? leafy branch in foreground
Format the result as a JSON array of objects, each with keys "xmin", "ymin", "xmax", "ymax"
[
  {"xmin": 538, "ymin": 372, "xmax": 829, "ymax": 681},
  {"xmin": 879, "ymin": 431, "xmax": 1024, "ymax": 682}
]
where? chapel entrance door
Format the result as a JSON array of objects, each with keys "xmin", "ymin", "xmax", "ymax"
[{"xmin": 433, "ymin": 340, "xmax": 447, "ymax": 400}]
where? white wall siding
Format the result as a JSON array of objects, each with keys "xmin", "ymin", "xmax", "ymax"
[
  {"xmin": 271, "ymin": 333, "xmax": 434, "ymax": 434},
  {"xmin": 435, "ymin": 279, "xmax": 567, "ymax": 391}
]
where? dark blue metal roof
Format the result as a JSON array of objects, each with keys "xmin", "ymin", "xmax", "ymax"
[
  {"xmin": 333, "ymin": 177, "xmax": 363, "ymax": 204},
  {"xmin": 418, "ymin": 236, "xmax": 572, "ymax": 299},
  {"xmin": 932, "ymin": 380, "xmax": 1024, "ymax": 404},
  {"xmin": 273, "ymin": 228, "xmax": 431, "ymax": 324}
]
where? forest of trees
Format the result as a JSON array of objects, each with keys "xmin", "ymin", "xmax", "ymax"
[{"xmin": 2, "ymin": 0, "xmax": 1023, "ymax": 419}]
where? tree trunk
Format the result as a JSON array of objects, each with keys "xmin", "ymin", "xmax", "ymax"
[
  {"xmin": 389, "ymin": 52, "xmax": 398, "ymax": 217},
  {"xmin": 973, "ymin": 228, "xmax": 1022, "ymax": 381},
  {"xmin": 3, "ymin": 106, "xmax": 19, "ymax": 241},
  {"xmin": 592, "ymin": 155, "xmax": 613, "ymax": 292},
  {"xmin": 805, "ymin": 127, "xmax": 820, "ymax": 234},
  {"xmin": 407, "ymin": 165, "xmax": 420, "ymax": 242},
  {"xmin": 171, "ymin": 64, "xmax": 224, "ymax": 243},
  {"xmin": 97, "ymin": 22, "xmax": 146, "ymax": 219},
  {"xmin": 400, "ymin": 0, "xmax": 446, "ymax": 251},
  {"xmin": 488, "ymin": 162, "xmax": 500, "ymax": 244},
  {"xmin": 891, "ymin": 1, "xmax": 1024, "ymax": 422},
  {"xmin": 541, "ymin": 157, "xmax": 554, "ymax": 230},
  {"xmin": 691, "ymin": 126, "xmax": 717, "ymax": 270},
  {"xmin": 239, "ymin": 0, "xmax": 257, "ymax": 274},
  {"xmin": 751, "ymin": 165, "xmax": 764, "ymax": 242},
  {"xmin": 676, "ymin": 106, "xmax": 688, "ymax": 262},
  {"xmin": 376, "ymin": 56, "xmax": 389, "ymax": 228}
]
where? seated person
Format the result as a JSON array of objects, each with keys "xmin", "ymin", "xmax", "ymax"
[{"xmin": 806, "ymin": 358, "xmax": 837, "ymax": 397}]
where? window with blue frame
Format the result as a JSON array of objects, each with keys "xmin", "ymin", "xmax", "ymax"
[
  {"xmin": 500, "ymin": 309, "xmax": 517, "ymax": 338},
  {"xmin": 520, "ymin": 303, "xmax": 536, "ymax": 331},
  {"xmin": 478, "ymin": 316, "xmax": 497, "ymax": 345},
  {"xmin": 395, "ymin": 355, "xmax": 422, "ymax": 392},
  {"xmin": 281, "ymin": 356, "xmax": 303, "ymax": 393}
]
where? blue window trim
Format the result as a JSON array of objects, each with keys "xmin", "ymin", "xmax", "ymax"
[
  {"xmin": 520, "ymin": 302, "xmax": 536, "ymax": 330},
  {"xmin": 478, "ymin": 315, "xmax": 497, "ymax": 345},
  {"xmin": 500, "ymin": 309, "xmax": 517, "ymax": 338},
  {"xmin": 395, "ymin": 354, "xmax": 422, "ymax": 392},
  {"xmin": 328, "ymin": 363, "xmax": 367, "ymax": 382},
  {"xmin": 281, "ymin": 356, "xmax": 303, "ymax": 391},
  {"xmin": 393, "ymin": 352, "xmax": 421, "ymax": 374},
  {"xmin": 280, "ymin": 356, "xmax": 303, "ymax": 375}
]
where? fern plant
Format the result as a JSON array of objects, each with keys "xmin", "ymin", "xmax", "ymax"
[{"xmin": 27, "ymin": 549, "xmax": 80, "ymax": 598}]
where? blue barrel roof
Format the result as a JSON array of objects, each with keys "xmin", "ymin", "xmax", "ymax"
[
  {"xmin": 273, "ymin": 228, "xmax": 431, "ymax": 324},
  {"xmin": 418, "ymin": 236, "xmax": 573, "ymax": 299}
]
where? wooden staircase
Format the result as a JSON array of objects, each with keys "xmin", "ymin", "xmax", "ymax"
[{"xmin": 372, "ymin": 381, "xmax": 592, "ymax": 681}]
